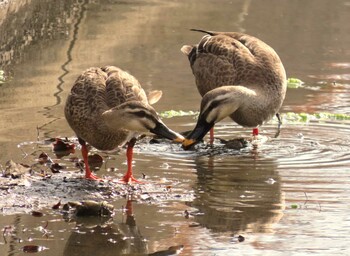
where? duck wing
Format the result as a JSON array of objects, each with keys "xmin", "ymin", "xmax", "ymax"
[
  {"xmin": 65, "ymin": 66, "xmax": 148, "ymax": 150},
  {"xmin": 182, "ymin": 30, "xmax": 286, "ymax": 96},
  {"xmin": 102, "ymin": 66, "xmax": 148, "ymax": 108}
]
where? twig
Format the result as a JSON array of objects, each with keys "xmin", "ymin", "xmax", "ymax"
[
  {"xmin": 36, "ymin": 126, "xmax": 40, "ymax": 141},
  {"xmin": 274, "ymin": 113, "xmax": 282, "ymax": 138},
  {"xmin": 303, "ymin": 192, "xmax": 309, "ymax": 206}
]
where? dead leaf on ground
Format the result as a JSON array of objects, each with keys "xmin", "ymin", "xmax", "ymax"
[
  {"xmin": 52, "ymin": 200, "xmax": 61, "ymax": 209},
  {"xmin": 50, "ymin": 163, "xmax": 64, "ymax": 173},
  {"xmin": 4, "ymin": 160, "xmax": 31, "ymax": 178},
  {"xmin": 53, "ymin": 138, "xmax": 75, "ymax": 158}
]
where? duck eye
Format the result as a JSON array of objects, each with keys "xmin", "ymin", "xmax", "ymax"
[
  {"xmin": 210, "ymin": 100, "xmax": 220, "ymax": 109},
  {"xmin": 205, "ymin": 99, "xmax": 219, "ymax": 113},
  {"xmin": 134, "ymin": 110, "xmax": 147, "ymax": 118}
]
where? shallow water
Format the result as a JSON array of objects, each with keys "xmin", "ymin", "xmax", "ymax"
[{"xmin": 1, "ymin": 0, "xmax": 350, "ymax": 255}]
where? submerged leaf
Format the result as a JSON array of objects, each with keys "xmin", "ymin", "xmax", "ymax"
[
  {"xmin": 53, "ymin": 138, "xmax": 75, "ymax": 152},
  {"xmin": 159, "ymin": 110, "xmax": 199, "ymax": 118},
  {"xmin": 314, "ymin": 112, "xmax": 350, "ymax": 120},
  {"xmin": 287, "ymin": 77, "xmax": 304, "ymax": 88},
  {"xmin": 52, "ymin": 200, "xmax": 61, "ymax": 210},
  {"xmin": 22, "ymin": 245, "xmax": 47, "ymax": 253},
  {"xmin": 283, "ymin": 112, "xmax": 350, "ymax": 123},
  {"xmin": 0, "ymin": 70, "xmax": 6, "ymax": 84},
  {"xmin": 31, "ymin": 211, "xmax": 44, "ymax": 217},
  {"xmin": 149, "ymin": 245, "xmax": 184, "ymax": 256}
]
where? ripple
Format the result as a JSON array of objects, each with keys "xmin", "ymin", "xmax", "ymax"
[
  {"xmin": 264, "ymin": 121, "xmax": 350, "ymax": 169},
  {"xmin": 159, "ymin": 119, "xmax": 350, "ymax": 171}
]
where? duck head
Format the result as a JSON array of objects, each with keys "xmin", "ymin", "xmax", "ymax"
[
  {"xmin": 102, "ymin": 101, "xmax": 184, "ymax": 142},
  {"xmin": 182, "ymin": 86, "xmax": 255, "ymax": 150}
]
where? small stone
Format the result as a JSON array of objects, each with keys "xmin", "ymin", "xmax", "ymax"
[{"xmin": 237, "ymin": 235, "xmax": 245, "ymax": 242}]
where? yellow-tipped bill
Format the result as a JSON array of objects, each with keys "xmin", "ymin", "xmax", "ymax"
[
  {"xmin": 182, "ymin": 138, "xmax": 196, "ymax": 149},
  {"xmin": 174, "ymin": 135, "xmax": 185, "ymax": 143}
]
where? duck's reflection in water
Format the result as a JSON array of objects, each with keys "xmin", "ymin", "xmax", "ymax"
[
  {"xmin": 191, "ymin": 154, "xmax": 285, "ymax": 234},
  {"xmin": 63, "ymin": 200, "xmax": 148, "ymax": 256}
]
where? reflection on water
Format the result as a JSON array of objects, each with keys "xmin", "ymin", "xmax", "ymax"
[
  {"xmin": 1, "ymin": 0, "xmax": 350, "ymax": 255},
  {"xmin": 63, "ymin": 201, "xmax": 148, "ymax": 256},
  {"xmin": 191, "ymin": 155, "xmax": 284, "ymax": 234}
]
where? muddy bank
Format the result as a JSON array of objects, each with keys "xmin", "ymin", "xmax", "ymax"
[
  {"xmin": 0, "ymin": 136, "xmax": 195, "ymax": 215},
  {"xmin": 0, "ymin": 159, "xmax": 194, "ymax": 215}
]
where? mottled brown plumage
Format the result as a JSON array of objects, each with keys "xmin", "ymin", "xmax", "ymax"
[
  {"xmin": 181, "ymin": 29, "xmax": 287, "ymax": 148},
  {"xmin": 65, "ymin": 66, "xmax": 148, "ymax": 151},
  {"xmin": 65, "ymin": 66, "xmax": 183, "ymax": 182}
]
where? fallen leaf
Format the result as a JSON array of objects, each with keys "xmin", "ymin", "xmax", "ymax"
[
  {"xmin": 4, "ymin": 160, "xmax": 31, "ymax": 178},
  {"xmin": 50, "ymin": 163, "xmax": 63, "ymax": 173},
  {"xmin": 53, "ymin": 138, "xmax": 75, "ymax": 152},
  {"xmin": 22, "ymin": 245, "xmax": 45, "ymax": 253},
  {"xmin": 31, "ymin": 211, "xmax": 44, "ymax": 217},
  {"xmin": 38, "ymin": 152, "xmax": 50, "ymax": 164},
  {"xmin": 52, "ymin": 200, "xmax": 61, "ymax": 210}
]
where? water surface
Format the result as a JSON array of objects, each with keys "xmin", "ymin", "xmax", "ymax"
[{"xmin": 1, "ymin": 0, "xmax": 350, "ymax": 255}]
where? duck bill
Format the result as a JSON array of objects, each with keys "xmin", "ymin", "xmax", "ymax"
[
  {"xmin": 150, "ymin": 121, "xmax": 184, "ymax": 142},
  {"xmin": 182, "ymin": 119, "xmax": 214, "ymax": 150}
]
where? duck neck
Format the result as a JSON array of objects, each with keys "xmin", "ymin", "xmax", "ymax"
[{"xmin": 202, "ymin": 86, "xmax": 257, "ymax": 124}]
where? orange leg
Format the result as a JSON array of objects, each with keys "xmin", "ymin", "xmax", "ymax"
[
  {"xmin": 120, "ymin": 138, "xmax": 143, "ymax": 184},
  {"xmin": 79, "ymin": 138, "xmax": 101, "ymax": 180},
  {"xmin": 252, "ymin": 128, "xmax": 259, "ymax": 136},
  {"xmin": 209, "ymin": 127, "xmax": 215, "ymax": 145}
]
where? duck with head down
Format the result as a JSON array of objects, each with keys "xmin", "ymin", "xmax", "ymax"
[
  {"xmin": 181, "ymin": 29, "xmax": 287, "ymax": 149},
  {"xmin": 65, "ymin": 66, "xmax": 184, "ymax": 183}
]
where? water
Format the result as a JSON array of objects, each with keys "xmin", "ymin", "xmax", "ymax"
[{"xmin": 1, "ymin": 0, "xmax": 350, "ymax": 255}]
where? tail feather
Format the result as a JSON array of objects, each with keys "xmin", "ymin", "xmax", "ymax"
[
  {"xmin": 181, "ymin": 45, "xmax": 193, "ymax": 56},
  {"xmin": 190, "ymin": 28, "xmax": 215, "ymax": 36}
]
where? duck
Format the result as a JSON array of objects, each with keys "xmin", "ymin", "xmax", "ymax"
[
  {"xmin": 181, "ymin": 29, "xmax": 287, "ymax": 149},
  {"xmin": 65, "ymin": 66, "xmax": 184, "ymax": 183}
]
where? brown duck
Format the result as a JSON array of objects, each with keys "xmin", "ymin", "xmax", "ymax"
[
  {"xmin": 65, "ymin": 66, "xmax": 184, "ymax": 183},
  {"xmin": 181, "ymin": 29, "xmax": 287, "ymax": 149}
]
